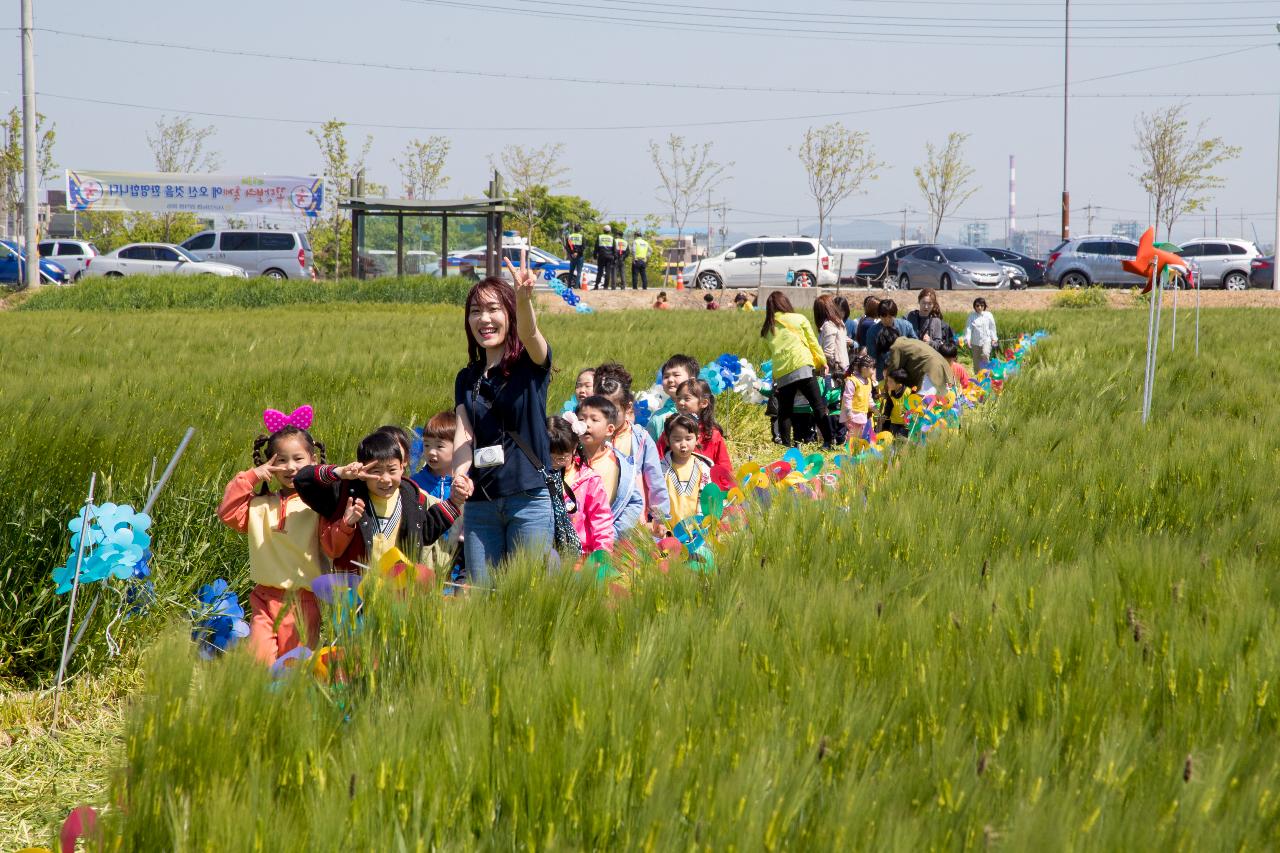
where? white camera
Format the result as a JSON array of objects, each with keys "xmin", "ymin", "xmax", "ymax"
[{"xmin": 474, "ymin": 445, "xmax": 506, "ymax": 469}]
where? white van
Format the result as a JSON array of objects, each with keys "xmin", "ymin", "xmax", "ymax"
[{"xmin": 180, "ymin": 230, "xmax": 314, "ymax": 279}]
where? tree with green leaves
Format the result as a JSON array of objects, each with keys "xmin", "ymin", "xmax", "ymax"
[
  {"xmin": 307, "ymin": 119, "xmax": 373, "ymax": 278},
  {"xmin": 796, "ymin": 122, "xmax": 884, "ymax": 246},
  {"xmin": 914, "ymin": 132, "xmax": 977, "ymax": 242},
  {"xmin": 0, "ymin": 108, "xmax": 56, "ymax": 240},
  {"xmin": 394, "ymin": 136, "xmax": 451, "ymax": 200},
  {"xmin": 648, "ymin": 134, "xmax": 730, "ymax": 239},
  {"xmin": 1133, "ymin": 103, "xmax": 1241, "ymax": 241}
]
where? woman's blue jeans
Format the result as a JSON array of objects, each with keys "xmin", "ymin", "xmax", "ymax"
[{"xmin": 462, "ymin": 487, "xmax": 554, "ymax": 586}]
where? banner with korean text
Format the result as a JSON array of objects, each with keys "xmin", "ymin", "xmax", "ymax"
[{"xmin": 65, "ymin": 170, "xmax": 325, "ymax": 217}]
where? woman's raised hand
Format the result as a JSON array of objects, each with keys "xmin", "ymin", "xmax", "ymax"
[{"xmin": 504, "ymin": 247, "xmax": 539, "ymax": 301}]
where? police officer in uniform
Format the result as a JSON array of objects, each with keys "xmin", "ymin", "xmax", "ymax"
[
  {"xmin": 563, "ymin": 222, "xmax": 585, "ymax": 288},
  {"xmin": 630, "ymin": 230, "xmax": 651, "ymax": 290},
  {"xmin": 613, "ymin": 232, "xmax": 629, "ymax": 291},
  {"xmin": 593, "ymin": 224, "xmax": 615, "ymax": 290}
]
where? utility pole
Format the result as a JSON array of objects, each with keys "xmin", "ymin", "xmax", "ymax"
[
  {"xmin": 900, "ymin": 207, "xmax": 907, "ymax": 244},
  {"xmin": 1061, "ymin": 0, "xmax": 1071, "ymax": 241},
  {"xmin": 1086, "ymin": 203, "xmax": 1095, "ymax": 233},
  {"xmin": 21, "ymin": 0, "xmax": 39, "ymax": 289}
]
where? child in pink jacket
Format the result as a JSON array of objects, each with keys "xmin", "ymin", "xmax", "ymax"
[{"xmin": 548, "ymin": 415, "xmax": 614, "ymax": 555}]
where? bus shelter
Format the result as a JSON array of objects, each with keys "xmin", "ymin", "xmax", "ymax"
[{"xmin": 341, "ymin": 194, "xmax": 512, "ymax": 280}]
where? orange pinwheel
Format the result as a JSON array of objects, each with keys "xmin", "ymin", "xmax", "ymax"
[{"xmin": 1122, "ymin": 227, "xmax": 1188, "ymax": 294}]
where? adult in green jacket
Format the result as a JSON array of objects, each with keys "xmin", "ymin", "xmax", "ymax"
[
  {"xmin": 883, "ymin": 332, "xmax": 956, "ymax": 393},
  {"xmin": 761, "ymin": 291, "xmax": 835, "ymax": 449}
]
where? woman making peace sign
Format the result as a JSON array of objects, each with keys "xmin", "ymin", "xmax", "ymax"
[{"xmin": 452, "ymin": 254, "xmax": 556, "ymax": 583}]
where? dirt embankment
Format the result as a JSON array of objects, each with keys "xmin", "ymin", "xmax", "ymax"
[{"xmin": 536, "ymin": 285, "xmax": 1280, "ymax": 314}]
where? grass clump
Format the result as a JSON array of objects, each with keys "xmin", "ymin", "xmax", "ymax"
[
  {"xmin": 18, "ymin": 274, "xmax": 476, "ymax": 312},
  {"xmin": 1052, "ymin": 285, "xmax": 1109, "ymax": 309}
]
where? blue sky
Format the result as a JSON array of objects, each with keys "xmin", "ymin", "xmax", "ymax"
[{"xmin": 13, "ymin": 0, "xmax": 1280, "ymax": 243}]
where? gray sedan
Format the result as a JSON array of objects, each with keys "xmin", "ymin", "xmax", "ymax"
[{"xmin": 895, "ymin": 245, "xmax": 1012, "ymax": 291}]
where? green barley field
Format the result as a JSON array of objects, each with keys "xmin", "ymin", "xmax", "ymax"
[{"xmin": 2, "ymin": 280, "xmax": 1278, "ymax": 849}]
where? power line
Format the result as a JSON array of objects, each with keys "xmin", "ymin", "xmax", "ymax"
[
  {"xmin": 402, "ymin": 0, "xmax": 1278, "ymax": 44},
  {"xmin": 528, "ymin": 0, "xmax": 1276, "ymax": 28},
  {"xmin": 27, "ymin": 30, "xmax": 1267, "ymax": 102}
]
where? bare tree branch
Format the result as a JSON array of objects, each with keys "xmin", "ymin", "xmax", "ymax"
[
  {"xmin": 491, "ymin": 143, "xmax": 569, "ymax": 236},
  {"xmin": 147, "ymin": 115, "xmax": 220, "ymax": 174},
  {"xmin": 914, "ymin": 132, "xmax": 978, "ymax": 242},
  {"xmin": 394, "ymin": 136, "xmax": 451, "ymax": 200},
  {"xmin": 648, "ymin": 134, "xmax": 731, "ymax": 237}
]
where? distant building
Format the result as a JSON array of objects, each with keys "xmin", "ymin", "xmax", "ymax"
[
  {"xmin": 1112, "ymin": 221, "xmax": 1142, "ymax": 241},
  {"xmin": 1011, "ymin": 229, "xmax": 1061, "ymax": 258},
  {"xmin": 960, "ymin": 222, "xmax": 989, "ymax": 247}
]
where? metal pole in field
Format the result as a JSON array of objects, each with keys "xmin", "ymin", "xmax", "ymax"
[
  {"xmin": 20, "ymin": 0, "xmax": 39, "ymax": 289},
  {"xmin": 1274, "ymin": 87, "xmax": 1280, "ymax": 289},
  {"xmin": 1170, "ymin": 271, "xmax": 1179, "ymax": 352},
  {"xmin": 1142, "ymin": 266, "xmax": 1158, "ymax": 424},
  {"xmin": 1195, "ymin": 274, "xmax": 1201, "ymax": 357},
  {"xmin": 1060, "ymin": 0, "xmax": 1071, "ymax": 241},
  {"xmin": 52, "ymin": 473, "xmax": 96, "ymax": 732},
  {"xmin": 1148, "ymin": 270, "xmax": 1165, "ymax": 421}
]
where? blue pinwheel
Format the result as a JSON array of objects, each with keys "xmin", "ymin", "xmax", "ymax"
[
  {"xmin": 191, "ymin": 578, "xmax": 250, "ymax": 659},
  {"xmin": 52, "ymin": 502, "xmax": 152, "ymax": 593}
]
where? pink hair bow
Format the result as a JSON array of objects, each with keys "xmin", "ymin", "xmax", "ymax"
[
  {"xmin": 564, "ymin": 411, "xmax": 588, "ymax": 436},
  {"xmin": 263, "ymin": 405, "xmax": 314, "ymax": 433}
]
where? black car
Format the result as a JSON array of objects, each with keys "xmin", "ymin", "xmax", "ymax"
[
  {"xmin": 852, "ymin": 244, "xmax": 930, "ymax": 287},
  {"xmin": 980, "ymin": 247, "xmax": 1045, "ymax": 287}
]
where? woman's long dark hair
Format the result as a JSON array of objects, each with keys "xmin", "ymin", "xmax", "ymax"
[
  {"xmin": 760, "ymin": 291, "xmax": 795, "ymax": 338},
  {"xmin": 813, "ymin": 294, "xmax": 843, "ymax": 330},
  {"xmin": 464, "ymin": 277, "xmax": 523, "ymax": 372}
]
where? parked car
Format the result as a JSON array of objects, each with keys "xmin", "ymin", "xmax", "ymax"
[
  {"xmin": 180, "ymin": 230, "xmax": 314, "ymax": 279},
  {"xmin": 849, "ymin": 244, "xmax": 924, "ymax": 287},
  {"xmin": 84, "ymin": 243, "xmax": 248, "ymax": 278},
  {"xmin": 895, "ymin": 245, "xmax": 1012, "ymax": 291},
  {"xmin": 1045, "ymin": 236, "xmax": 1144, "ymax": 288},
  {"xmin": 36, "ymin": 239, "xmax": 98, "ymax": 281},
  {"xmin": 0, "ymin": 240, "xmax": 69, "ymax": 285},
  {"xmin": 979, "ymin": 247, "xmax": 1045, "ymax": 286},
  {"xmin": 829, "ymin": 247, "xmax": 878, "ymax": 285},
  {"xmin": 451, "ymin": 243, "xmax": 597, "ymax": 286},
  {"xmin": 1251, "ymin": 255, "xmax": 1274, "ymax": 289},
  {"xmin": 1176, "ymin": 239, "xmax": 1258, "ymax": 290},
  {"xmin": 686, "ymin": 237, "xmax": 835, "ymax": 290}
]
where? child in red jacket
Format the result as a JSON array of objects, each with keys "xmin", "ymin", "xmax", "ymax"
[
  {"xmin": 657, "ymin": 378, "xmax": 732, "ymax": 474},
  {"xmin": 294, "ymin": 430, "xmax": 471, "ymax": 574}
]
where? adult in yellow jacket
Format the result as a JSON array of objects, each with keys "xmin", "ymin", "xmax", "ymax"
[{"xmin": 761, "ymin": 290, "xmax": 835, "ymax": 449}]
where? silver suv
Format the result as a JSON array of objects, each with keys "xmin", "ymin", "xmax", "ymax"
[
  {"xmin": 688, "ymin": 236, "xmax": 835, "ymax": 290},
  {"xmin": 1177, "ymin": 239, "xmax": 1258, "ymax": 290},
  {"xmin": 180, "ymin": 230, "xmax": 314, "ymax": 279},
  {"xmin": 1046, "ymin": 236, "xmax": 1144, "ymax": 288}
]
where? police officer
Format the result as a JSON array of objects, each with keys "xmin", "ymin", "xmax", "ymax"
[
  {"xmin": 613, "ymin": 232, "xmax": 629, "ymax": 291},
  {"xmin": 563, "ymin": 222, "xmax": 585, "ymax": 288},
  {"xmin": 630, "ymin": 230, "xmax": 651, "ymax": 290},
  {"xmin": 593, "ymin": 224, "xmax": 615, "ymax": 290}
]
